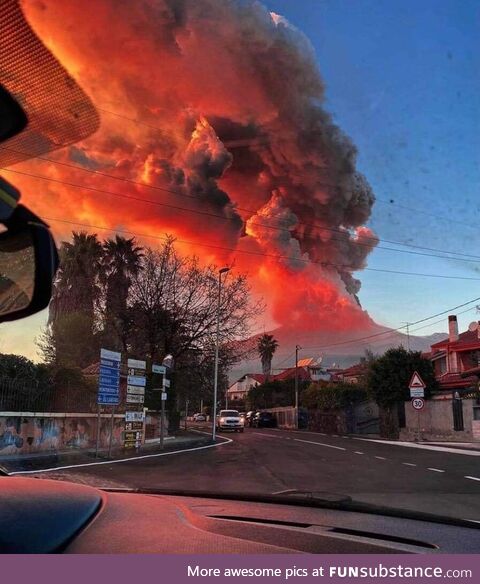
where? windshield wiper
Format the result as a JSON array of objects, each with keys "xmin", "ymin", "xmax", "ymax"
[{"xmin": 99, "ymin": 487, "xmax": 480, "ymax": 530}]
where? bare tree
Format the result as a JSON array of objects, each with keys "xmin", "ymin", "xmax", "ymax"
[{"xmin": 127, "ymin": 238, "xmax": 264, "ymax": 365}]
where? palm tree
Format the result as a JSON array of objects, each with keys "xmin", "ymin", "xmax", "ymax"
[
  {"xmin": 257, "ymin": 333, "xmax": 279, "ymax": 379},
  {"xmin": 47, "ymin": 232, "xmax": 103, "ymax": 367},
  {"xmin": 101, "ymin": 235, "xmax": 143, "ymax": 348},
  {"xmin": 50, "ymin": 232, "xmax": 103, "ymax": 322}
]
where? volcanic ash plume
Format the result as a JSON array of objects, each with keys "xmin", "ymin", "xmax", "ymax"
[{"xmin": 18, "ymin": 0, "xmax": 379, "ymax": 337}]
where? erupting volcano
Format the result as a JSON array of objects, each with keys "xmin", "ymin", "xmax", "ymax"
[{"xmin": 15, "ymin": 0, "xmax": 381, "ymax": 345}]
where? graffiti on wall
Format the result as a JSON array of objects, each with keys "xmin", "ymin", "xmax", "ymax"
[{"xmin": 0, "ymin": 416, "xmax": 126, "ymax": 455}]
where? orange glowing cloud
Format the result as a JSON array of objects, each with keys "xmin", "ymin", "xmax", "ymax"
[{"xmin": 10, "ymin": 0, "xmax": 378, "ymax": 338}]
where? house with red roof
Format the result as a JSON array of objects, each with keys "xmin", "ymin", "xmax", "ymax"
[
  {"xmin": 335, "ymin": 362, "xmax": 368, "ymax": 384},
  {"xmin": 226, "ymin": 357, "xmax": 332, "ymax": 404},
  {"xmin": 430, "ymin": 315, "xmax": 480, "ymax": 391},
  {"xmin": 227, "ymin": 373, "xmax": 267, "ymax": 403},
  {"xmin": 400, "ymin": 315, "xmax": 480, "ymax": 442}
]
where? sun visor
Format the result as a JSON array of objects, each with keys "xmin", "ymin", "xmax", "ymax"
[{"xmin": 0, "ymin": 0, "xmax": 100, "ymax": 168}]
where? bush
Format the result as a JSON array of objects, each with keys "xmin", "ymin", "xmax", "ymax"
[{"xmin": 302, "ymin": 381, "xmax": 368, "ymax": 411}]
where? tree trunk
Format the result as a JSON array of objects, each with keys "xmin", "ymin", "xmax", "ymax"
[{"xmin": 379, "ymin": 404, "xmax": 399, "ymax": 439}]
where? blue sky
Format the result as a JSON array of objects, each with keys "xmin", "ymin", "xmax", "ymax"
[
  {"xmin": 264, "ymin": 0, "xmax": 480, "ymax": 333},
  {"xmin": 1, "ymin": 0, "xmax": 479, "ymax": 360}
]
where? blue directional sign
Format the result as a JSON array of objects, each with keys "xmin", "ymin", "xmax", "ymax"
[
  {"xmin": 97, "ymin": 348, "xmax": 121, "ymax": 405},
  {"xmin": 98, "ymin": 395, "xmax": 119, "ymax": 405},
  {"xmin": 99, "ymin": 375, "xmax": 120, "ymax": 388}
]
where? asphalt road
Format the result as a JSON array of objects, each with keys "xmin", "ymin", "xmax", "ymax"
[{"xmin": 31, "ymin": 426, "xmax": 480, "ymax": 522}]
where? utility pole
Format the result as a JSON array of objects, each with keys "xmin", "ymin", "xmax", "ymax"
[
  {"xmin": 295, "ymin": 344, "xmax": 301, "ymax": 430},
  {"xmin": 402, "ymin": 322, "xmax": 411, "ymax": 351},
  {"xmin": 212, "ymin": 267, "xmax": 230, "ymax": 442}
]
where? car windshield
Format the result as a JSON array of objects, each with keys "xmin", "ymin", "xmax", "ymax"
[{"xmin": 1, "ymin": 0, "xmax": 479, "ymax": 525}]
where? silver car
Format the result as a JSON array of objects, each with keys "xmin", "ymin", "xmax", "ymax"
[{"xmin": 216, "ymin": 409, "xmax": 244, "ymax": 432}]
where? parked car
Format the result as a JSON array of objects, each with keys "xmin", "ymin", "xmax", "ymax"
[
  {"xmin": 253, "ymin": 411, "xmax": 277, "ymax": 428},
  {"xmin": 216, "ymin": 409, "xmax": 244, "ymax": 432},
  {"xmin": 245, "ymin": 411, "xmax": 257, "ymax": 427},
  {"xmin": 298, "ymin": 410, "xmax": 308, "ymax": 429},
  {"xmin": 193, "ymin": 413, "xmax": 206, "ymax": 422}
]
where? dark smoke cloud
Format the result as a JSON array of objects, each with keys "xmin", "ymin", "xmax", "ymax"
[{"xmin": 19, "ymin": 0, "xmax": 378, "ymax": 332}]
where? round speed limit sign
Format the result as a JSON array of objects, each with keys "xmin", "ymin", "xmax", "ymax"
[{"xmin": 412, "ymin": 397, "xmax": 425, "ymax": 410}]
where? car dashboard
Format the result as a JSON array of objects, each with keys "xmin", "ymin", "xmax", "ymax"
[{"xmin": 0, "ymin": 478, "xmax": 479, "ymax": 554}]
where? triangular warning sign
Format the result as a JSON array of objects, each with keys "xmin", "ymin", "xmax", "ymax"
[{"xmin": 409, "ymin": 371, "xmax": 426, "ymax": 389}]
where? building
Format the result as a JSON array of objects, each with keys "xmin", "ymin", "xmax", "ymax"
[
  {"xmin": 274, "ymin": 357, "xmax": 332, "ymax": 383},
  {"xmin": 430, "ymin": 315, "xmax": 480, "ymax": 390},
  {"xmin": 227, "ymin": 357, "xmax": 333, "ymax": 404},
  {"xmin": 227, "ymin": 374, "xmax": 266, "ymax": 403},
  {"xmin": 400, "ymin": 315, "xmax": 480, "ymax": 442},
  {"xmin": 335, "ymin": 362, "xmax": 368, "ymax": 384}
]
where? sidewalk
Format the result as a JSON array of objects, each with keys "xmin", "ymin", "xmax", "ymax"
[
  {"xmin": 418, "ymin": 441, "xmax": 480, "ymax": 451},
  {"xmin": 0, "ymin": 430, "xmax": 213, "ymax": 474}
]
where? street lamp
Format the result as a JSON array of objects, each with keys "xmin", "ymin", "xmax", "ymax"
[
  {"xmin": 295, "ymin": 344, "xmax": 301, "ymax": 430},
  {"xmin": 212, "ymin": 266, "xmax": 230, "ymax": 441}
]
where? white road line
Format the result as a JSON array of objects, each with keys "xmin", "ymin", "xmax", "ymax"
[
  {"xmin": 402, "ymin": 462, "xmax": 417, "ymax": 467},
  {"xmin": 354, "ymin": 451, "xmax": 364, "ymax": 455},
  {"xmin": 6, "ymin": 436, "xmax": 233, "ymax": 476},
  {"xmin": 271, "ymin": 488, "xmax": 296, "ymax": 495},
  {"xmin": 293, "ymin": 438, "xmax": 346, "ymax": 451},
  {"xmin": 427, "ymin": 468, "xmax": 445, "ymax": 473},
  {"xmin": 353, "ymin": 437, "xmax": 480, "ymax": 456},
  {"xmin": 251, "ymin": 432, "xmax": 282, "ymax": 438},
  {"xmin": 465, "ymin": 476, "xmax": 480, "ymax": 482},
  {"xmin": 375, "ymin": 456, "xmax": 386, "ymax": 460}
]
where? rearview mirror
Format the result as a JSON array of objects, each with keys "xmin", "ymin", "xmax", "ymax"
[{"xmin": 0, "ymin": 205, "xmax": 59, "ymax": 323}]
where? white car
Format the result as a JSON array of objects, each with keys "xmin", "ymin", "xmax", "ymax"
[
  {"xmin": 193, "ymin": 413, "xmax": 206, "ymax": 422},
  {"xmin": 216, "ymin": 409, "xmax": 244, "ymax": 432}
]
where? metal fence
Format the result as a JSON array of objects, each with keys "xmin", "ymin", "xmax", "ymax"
[{"xmin": 0, "ymin": 377, "xmax": 98, "ymax": 413}]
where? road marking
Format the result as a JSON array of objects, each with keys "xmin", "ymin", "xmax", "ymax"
[
  {"xmin": 465, "ymin": 476, "xmax": 480, "ymax": 482},
  {"xmin": 374, "ymin": 456, "xmax": 386, "ymax": 460},
  {"xmin": 251, "ymin": 432, "xmax": 282, "ymax": 439},
  {"xmin": 353, "ymin": 437, "xmax": 480, "ymax": 456},
  {"xmin": 271, "ymin": 488, "xmax": 297, "ymax": 495},
  {"xmin": 6, "ymin": 435, "xmax": 233, "ymax": 476},
  {"xmin": 402, "ymin": 462, "xmax": 417, "ymax": 467},
  {"xmin": 354, "ymin": 451, "xmax": 364, "ymax": 455},
  {"xmin": 427, "ymin": 468, "xmax": 445, "ymax": 473},
  {"xmin": 293, "ymin": 438, "xmax": 346, "ymax": 451}
]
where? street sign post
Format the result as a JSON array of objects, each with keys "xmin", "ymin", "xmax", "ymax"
[
  {"xmin": 96, "ymin": 348, "xmax": 121, "ymax": 458},
  {"xmin": 97, "ymin": 348, "xmax": 121, "ymax": 405},
  {"xmin": 125, "ymin": 358, "xmax": 146, "ymax": 448},
  {"xmin": 412, "ymin": 397, "xmax": 425, "ymax": 410},
  {"xmin": 411, "ymin": 397, "xmax": 425, "ymax": 441},
  {"xmin": 409, "ymin": 371, "xmax": 426, "ymax": 398}
]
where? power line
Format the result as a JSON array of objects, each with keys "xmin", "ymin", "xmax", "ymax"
[
  {"xmin": 97, "ymin": 106, "xmax": 478, "ymax": 232},
  {"xmin": 40, "ymin": 214, "xmax": 480, "ymax": 282},
  {"xmin": 408, "ymin": 305, "xmax": 477, "ymax": 334},
  {"xmin": 2, "ymin": 161, "xmax": 479, "ymax": 264},
  {"xmin": 300, "ymin": 296, "xmax": 480, "ymax": 350},
  {"xmin": 236, "ymin": 306, "xmax": 479, "ymax": 368},
  {"xmin": 0, "ymin": 163, "xmax": 480, "ymax": 267}
]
